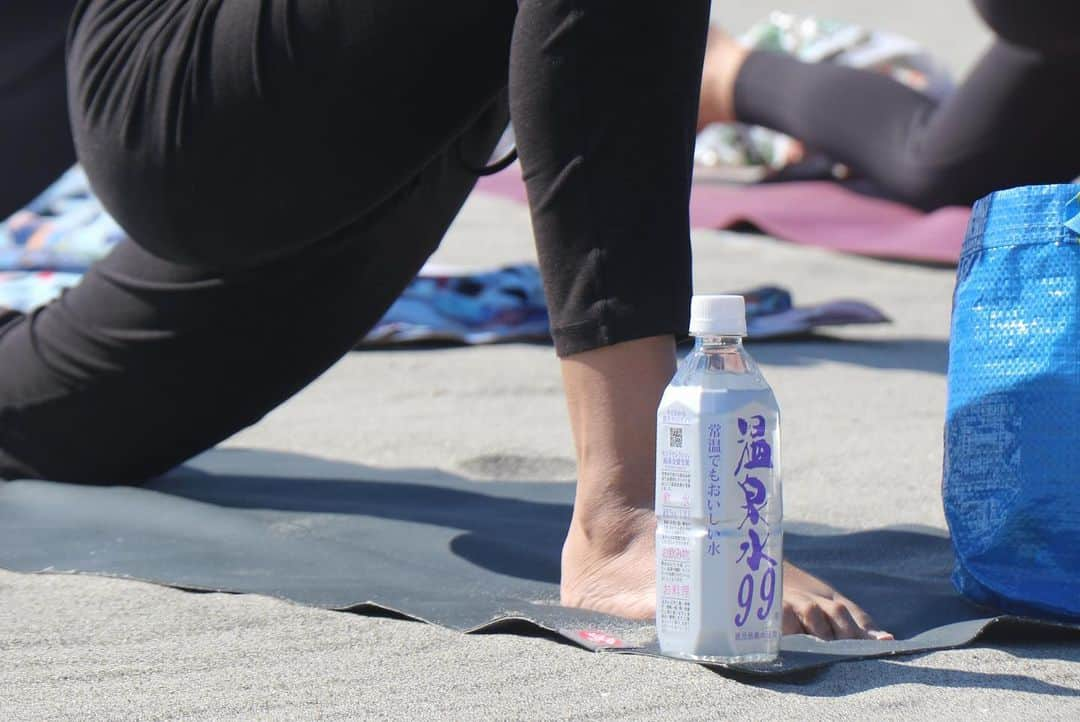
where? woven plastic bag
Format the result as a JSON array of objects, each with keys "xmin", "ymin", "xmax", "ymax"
[{"xmin": 945, "ymin": 184, "xmax": 1080, "ymax": 622}]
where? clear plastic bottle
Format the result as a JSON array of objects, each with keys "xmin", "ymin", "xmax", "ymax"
[{"xmin": 655, "ymin": 295, "xmax": 783, "ymax": 663}]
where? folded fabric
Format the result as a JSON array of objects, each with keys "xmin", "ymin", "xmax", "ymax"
[
  {"xmin": 0, "ymin": 167, "xmax": 124, "ymax": 271},
  {"xmin": 360, "ymin": 264, "xmax": 551, "ymax": 345},
  {"xmin": 0, "ymin": 270, "xmax": 82, "ymax": 311},
  {"xmin": 362, "ymin": 279, "xmax": 889, "ymax": 345}
]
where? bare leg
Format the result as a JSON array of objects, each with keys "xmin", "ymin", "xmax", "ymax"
[
  {"xmin": 697, "ymin": 26, "xmax": 749, "ymax": 129},
  {"xmin": 558, "ymin": 335, "xmax": 893, "ymax": 640}
]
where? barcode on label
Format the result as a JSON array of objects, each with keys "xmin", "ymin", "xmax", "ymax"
[{"xmin": 668, "ymin": 427, "xmax": 683, "ymax": 449}]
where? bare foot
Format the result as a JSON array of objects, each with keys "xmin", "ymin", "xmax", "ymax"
[
  {"xmin": 560, "ymin": 508, "xmax": 893, "ymax": 641},
  {"xmin": 561, "ymin": 507, "xmax": 657, "ymax": 620},
  {"xmin": 557, "ymin": 337, "xmax": 892, "ymax": 642},
  {"xmin": 782, "ymin": 563, "xmax": 893, "ymax": 640},
  {"xmin": 698, "ymin": 26, "xmax": 751, "ymax": 129}
]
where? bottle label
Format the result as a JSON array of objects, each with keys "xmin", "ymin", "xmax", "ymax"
[
  {"xmin": 657, "ymin": 392, "xmax": 782, "ymax": 658},
  {"xmin": 712, "ymin": 411, "xmax": 781, "ymax": 635},
  {"xmin": 657, "ymin": 406, "xmax": 696, "ymax": 635}
]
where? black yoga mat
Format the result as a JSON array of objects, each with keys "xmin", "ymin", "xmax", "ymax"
[{"xmin": 0, "ymin": 448, "xmax": 1075, "ymax": 677}]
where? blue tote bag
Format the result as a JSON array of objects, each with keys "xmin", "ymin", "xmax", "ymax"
[{"xmin": 945, "ymin": 184, "xmax": 1080, "ymax": 622}]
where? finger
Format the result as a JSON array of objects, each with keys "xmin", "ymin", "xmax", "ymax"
[
  {"xmin": 795, "ymin": 601, "xmax": 835, "ymax": 640},
  {"xmin": 822, "ymin": 601, "xmax": 864, "ymax": 640},
  {"xmin": 837, "ymin": 595, "xmax": 894, "ymax": 641}
]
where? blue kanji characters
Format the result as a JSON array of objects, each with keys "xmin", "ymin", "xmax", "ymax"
[
  {"xmin": 737, "ymin": 529, "xmax": 778, "ymax": 571},
  {"xmin": 735, "ymin": 415, "xmax": 773, "ymax": 474},
  {"xmin": 738, "ymin": 475, "xmax": 769, "ymax": 529}
]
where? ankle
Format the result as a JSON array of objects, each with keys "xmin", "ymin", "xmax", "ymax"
[{"xmin": 566, "ymin": 494, "xmax": 654, "ymax": 559}]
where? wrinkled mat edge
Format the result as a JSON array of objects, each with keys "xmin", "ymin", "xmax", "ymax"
[{"xmin": 13, "ymin": 568, "xmax": 1078, "ymax": 678}]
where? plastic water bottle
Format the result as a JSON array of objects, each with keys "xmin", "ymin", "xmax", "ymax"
[{"xmin": 655, "ymin": 295, "xmax": 783, "ymax": 663}]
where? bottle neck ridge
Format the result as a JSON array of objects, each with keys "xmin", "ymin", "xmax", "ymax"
[{"xmin": 692, "ymin": 334, "xmax": 744, "ymax": 351}]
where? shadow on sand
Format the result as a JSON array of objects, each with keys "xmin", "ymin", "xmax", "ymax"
[
  {"xmin": 2, "ymin": 448, "xmax": 1076, "ymax": 686},
  {"xmin": 744, "ymin": 336, "xmax": 949, "ymax": 375}
]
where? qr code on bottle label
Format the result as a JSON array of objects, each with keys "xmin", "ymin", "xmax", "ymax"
[{"xmin": 668, "ymin": 427, "xmax": 683, "ymax": 449}]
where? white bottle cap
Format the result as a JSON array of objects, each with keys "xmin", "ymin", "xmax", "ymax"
[{"xmin": 689, "ymin": 295, "xmax": 747, "ymax": 337}]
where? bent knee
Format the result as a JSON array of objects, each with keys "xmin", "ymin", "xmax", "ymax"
[{"xmin": 886, "ymin": 161, "xmax": 987, "ymax": 211}]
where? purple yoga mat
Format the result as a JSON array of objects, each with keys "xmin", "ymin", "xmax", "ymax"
[{"xmin": 475, "ymin": 165, "xmax": 970, "ymax": 265}]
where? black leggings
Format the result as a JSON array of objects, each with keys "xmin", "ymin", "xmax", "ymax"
[
  {"xmin": 0, "ymin": 0, "xmax": 77, "ymax": 218},
  {"xmin": 735, "ymin": 0, "xmax": 1080, "ymax": 210},
  {"xmin": 0, "ymin": 0, "xmax": 708, "ymax": 483}
]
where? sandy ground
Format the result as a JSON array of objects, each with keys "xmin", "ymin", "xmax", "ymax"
[
  {"xmin": 2, "ymin": 3, "xmax": 1077, "ymax": 720},
  {"xmin": 4, "ymin": 192, "xmax": 1077, "ymax": 720}
]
